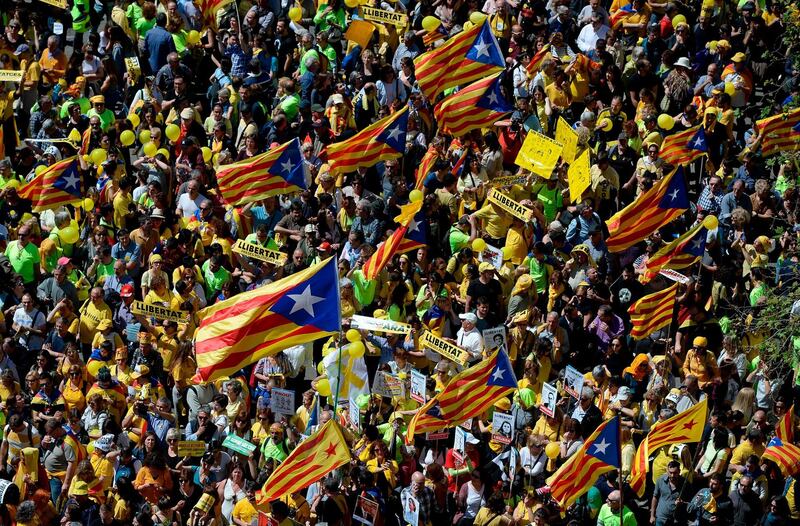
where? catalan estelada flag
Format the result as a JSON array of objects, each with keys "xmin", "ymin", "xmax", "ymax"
[
  {"xmin": 424, "ymin": 24, "xmax": 449, "ymax": 46},
  {"xmin": 363, "ymin": 225, "xmax": 408, "ymax": 280},
  {"xmin": 763, "ymin": 436, "xmax": 800, "ymax": 476},
  {"xmin": 606, "ymin": 167, "xmax": 689, "ymax": 253},
  {"xmin": 414, "ymin": 21, "xmax": 505, "ymax": 101},
  {"xmin": 396, "ymin": 210, "xmax": 427, "ymax": 253},
  {"xmin": 609, "ymin": 3, "xmax": 636, "ymax": 29},
  {"xmin": 628, "ymin": 283, "xmax": 678, "ymax": 339},
  {"xmin": 258, "ymin": 420, "xmax": 351, "ymax": 503},
  {"xmin": 777, "ymin": 405, "xmax": 795, "ymax": 443},
  {"xmin": 407, "ymin": 349, "xmax": 517, "ymax": 437},
  {"xmin": 18, "ymin": 157, "xmax": 83, "ymax": 212},
  {"xmin": 755, "ymin": 107, "xmax": 800, "ymax": 157},
  {"xmin": 643, "ymin": 218, "xmax": 715, "ymax": 279},
  {"xmin": 525, "ymin": 47, "xmax": 551, "ymax": 77},
  {"xmin": 659, "ymin": 126, "xmax": 708, "ymax": 167},
  {"xmin": 434, "ymin": 73, "xmax": 512, "ymax": 137},
  {"xmin": 197, "ymin": 0, "xmax": 234, "ymax": 28},
  {"xmin": 547, "ymin": 417, "xmax": 620, "ymax": 511},
  {"xmin": 630, "ymin": 399, "xmax": 707, "ymax": 496},
  {"xmin": 414, "ymin": 144, "xmax": 440, "ymax": 189},
  {"xmin": 216, "ymin": 138, "xmax": 306, "ymax": 206},
  {"xmin": 194, "ymin": 257, "xmax": 340, "ymax": 382},
  {"xmin": 326, "ymin": 106, "xmax": 408, "ymax": 176}
]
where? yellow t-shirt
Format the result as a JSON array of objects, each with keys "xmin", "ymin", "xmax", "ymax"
[
  {"xmin": 232, "ymin": 499, "xmax": 259, "ymax": 524},
  {"xmin": 79, "ymin": 302, "xmax": 113, "ymax": 345},
  {"xmin": 473, "ymin": 203, "xmax": 513, "ymax": 240},
  {"xmin": 90, "ymin": 451, "xmax": 115, "ymax": 490},
  {"xmin": 113, "ymin": 191, "xmax": 132, "ymax": 229},
  {"xmin": 504, "ymin": 226, "xmax": 528, "ymax": 265}
]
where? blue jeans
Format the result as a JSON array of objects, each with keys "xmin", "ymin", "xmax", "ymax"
[{"xmin": 50, "ymin": 476, "xmax": 63, "ymax": 505}]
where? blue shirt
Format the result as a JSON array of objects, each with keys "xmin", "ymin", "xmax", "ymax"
[
  {"xmin": 112, "ymin": 241, "xmax": 142, "ymax": 275},
  {"xmin": 144, "ymin": 26, "xmax": 176, "ymax": 74}
]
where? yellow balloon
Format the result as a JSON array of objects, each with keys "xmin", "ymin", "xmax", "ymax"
[
  {"xmin": 68, "ymin": 128, "xmax": 82, "ymax": 142},
  {"xmin": 120, "ymin": 130, "xmax": 135, "ymax": 147},
  {"xmin": 128, "ymin": 113, "xmax": 140, "ymax": 127},
  {"xmin": 463, "ymin": 21, "xmax": 474, "ymax": 31},
  {"xmin": 344, "ymin": 0, "xmax": 359, "ymax": 8},
  {"xmin": 348, "ymin": 341, "xmax": 365, "ymax": 358},
  {"xmin": 143, "ymin": 142, "xmax": 157, "ymax": 157},
  {"xmin": 671, "ymin": 14, "xmax": 687, "ymax": 28},
  {"xmin": 288, "ymin": 6, "xmax": 302, "ymax": 21},
  {"xmin": 165, "ymin": 123, "xmax": 180, "ymax": 142},
  {"xmin": 5, "ymin": 179, "xmax": 19, "ymax": 190},
  {"xmin": 140, "ymin": 130, "xmax": 151, "ymax": 144},
  {"xmin": 703, "ymin": 215, "xmax": 719, "ymax": 230},
  {"xmin": 501, "ymin": 246, "xmax": 512, "ymax": 261},
  {"xmin": 317, "ymin": 361, "xmax": 325, "ymax": 374},
  {"xmin": 35, "ymin": 165, "xmax": 46, "ymax": 176},
  {"xmin": 317, "ymin": 378, "xmax": 331, "ymax": 397},
  {"xmin": 83, "ymin": 198, "xmax": 95, "ymax": 212},
  {"xmin": 469, "ymin": 11, "xmax": 487, "ymax": 24},
  {"xmin": 201, "ymin": 146, "xmax": 212, "ymax": 162},
  {"xmin": 724, "ymin": 82, "xmax": 736, "ymax": 96},
  {"xmin": 409, "ymin": 189, "xmax": 423, "ymax": 203},
  {"xmin": 187, "ymin": 30, "xmax": 200, "ymax": 45},
  {"xmin": 657, "ymin": 114, "xmax": 675, "ymax": 131},
  {"xmin": 346, "ymin": 329, "xmax": 361, "ymax": 343},
  {"xmin": 91, "ymin": 149, "xmax": 107, "ymax": 165},
  {"xmin": 472, "ymin": 238, "xmax": 487, "ymax": 253},
  {"xmin": 59, "ymin": 226, "xmax": 79, "ymax": 245},
  {"xmin": 421, "ymin": 16, "xmax": 441, "ymax": 32},
  {"xmin": 157, "ymin": 148, "xmax": 170, "ymax": 159},
  {"xmin": 545, "ymin": 442, "xmax": 560, "ymax": 459}
]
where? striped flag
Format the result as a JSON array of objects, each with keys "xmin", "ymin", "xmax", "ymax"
[
  {"xmin": 305, "ymin": 394, "xmax": 319, "ymax": 434},
  {"xmin": 630, "ymin": 399, "xmax": 707, "ymax": 496},
  {"xmin": 258, "ymin": 420, "xmax": 351, "ymax": 503},
  {"xmin": 194, "ymin": 258, "xmax": 340, "ymax": 382},
  {"xmin": 755, "ymin": 107, "xmax": 800, "ymax": 157},
  {"xmin": 643, "ymin": 219, "xmax": 715, "ymax": 278},
  {"xmin": 763, "ymin": 436, "xmax": 800, "ymax": 476},
  {"xmin": 396, "ymin": 210, "xmax": 428, "ymax": 253},
  {"xmin": 628, "ymin": 283, "xmax": 678, "ymax": 339},
  {"xmin": 659, "ymin": 126, "xmax": 708, "ymax": 167},
  {"xmin": 609, "ymin": 3, "xmax": 636, "ymax": 29},
  {"xmin": 547, "ymin": 417, "xmax": 620, "ymax": 511},
  {"xmin": 216, "ymin": 138, "xmax": 307, "ymax": 206},
  {"xmin": 423, "ymin": 25, "xmax": 449, "ymax": 47},
  {"xmin": 407, "ymin": 349, "xmax": 517, "ymax": 437},
  {"xmin": 326, "ymin": 106, "xmax": 408, "ymax": 176},
  {"xmin": 363, "ymin": 225, "xmax": 408, "ymax": 280},
  {"xmin": 606, "ymin": 167, "xmax": 689, "ymax": 252},
  {"xmin": 525, "ymin": 47, "xmax": 551, "ymax": 77},
  {"xmin": 197, "ymin": 0, "xmax": 234, "ymax": 28},
  {"xmin": 18, "ymin": 157, "xmax": 83, "ymax": 212},
  {"xmin": 414, "ymin": 21, "xmax": 505, "ymax": 101},
  {"xmin": 434, "ymin": 73, "xmax": 512, "ymax": 137},
  {"xmin": 777, "ymin": 405, "xmax": 795, "ymax": 443},
  {"xmin": 414, "ymin": 144, "xmax": 440, "ymax": 189}
]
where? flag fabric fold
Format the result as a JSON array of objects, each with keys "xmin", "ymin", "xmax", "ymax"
[
  {"xmin": 326, "ymin": 106, "xmax": 408, "ymax": 176},
  {"xmin": 18, "ymin": 157, "xmax": 83, "ymax": 212},
  {"xmin": 644, "ymin": 218, "xmax": 716, "ymax": 279},
  {"xmin": 434, "ymin": 73, "xmax": 513, "ymax": 137},
  {"xmin": 525, "ymin": 47, "xmax": 551, "ymax": 77},
  {"xmin": 414, "ymin": 144, "xmax": 440, "ymax": 189},
  {"xmin": 194, "ymin": 258, "xmax": 340, "ymax": 382},
  {"xmin": 763, "ymin": 436, "xmax": 800, "ymax": 476},
  {"xmin": 777, "ymin": 405, "xmax": 795, "ymax": 443},
  {"xmin": 659, "ymin": 126, "xmax": 708, "ymax": 167},
  {"xmin": 628, "ymin": 283, "xmax": 678, "ymax": 339},
  {"xmin": 362, "ymin": 226, "xmax": 408, "ymax": 280},
  {"xmin": 755, "ymin": 108, "xmax": 800, "ymax": 157}
]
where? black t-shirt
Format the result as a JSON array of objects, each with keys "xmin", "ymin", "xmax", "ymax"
[{"xmin": 466, "ymin": 278, "xmax": 502, "ymax": 311}]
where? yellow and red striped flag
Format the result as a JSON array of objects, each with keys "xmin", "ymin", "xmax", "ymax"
[
  {"xmin": 630, "ymin": 399, "xmax": 707, "ymax": 496},
  {"xmin": 414, "ymin": 144, "xmax": 440, "ymax": 189},
  {"xmin": 194, "ymin": 258, "xmax": 340, "ymax": 382},
  {"xmin": 547, "ymin": 417, "xmax": 620, "ymax": 511},
  {"xmin": 362, "ymin": 225, "xmax": 408, "ymax": 280},
  {"xmin": 659, "ymin": 126, "xmax": 708, "ymax": 167},
  {"xmin": 18, "ymin": 157, "xmax": 83, "ymax": 212},
  {"xmin": 628, "ymin": 283, "xmax": 678, "ymax": 339},
  {"xmin": 755, "ymin": 107, "xmax": 800, "ymax": 157},
  {"xmin": 258, "ymin": 419, "xmax": 351, "ymax": 503},
  {"xmin": 216, "ymin": 138, "xmax": 306, "ymax": 206},
  {"xmin": 763, "ymin": 436, "xmax": 800, "ymax": 476},
  {"xmin": 525, "ymin": 47, "xmax": 551, "ymax": 77},
  {"xmin": 777, "ymin": 405, "xmax": 795, "ymax": 443},
  {"xmin": 197, "ymin": 0, "xmax": 234, "ymax": 28},
  {"xmin": 606, "ymin": 167, "xmax": 689, "ymax": 252},
  {"xmin": 407, "ymin": 350, "xmax": 517, "ymax": 437},
  {"xmin": 643, "ymin": 217, "xmax": 717, "ymax": 280},
  {"xmin": 326, "ymin": 106, "xmax": 408, "ymax": 176},
  {"xmin": 414, "ymin": 21, "xmax": 504, "ymax": 101},
  {"xmin": 434, "ymin": 73, "xmax": 513, "ymax": 137}
]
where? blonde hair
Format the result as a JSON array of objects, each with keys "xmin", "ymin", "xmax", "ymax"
[{"xmin": 731, "ymin": 387, "xmax": 756, "ymax": 423}]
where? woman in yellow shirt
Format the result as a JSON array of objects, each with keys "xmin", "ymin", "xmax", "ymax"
[
  {"xmin": 366, "ymin": 442, "xmax": 399, "ymax": 491},
  {"xmin": 0, "ymin": 370, "xmax": 20, "ymax": 404},
  {"xmin": 61, "ymin": 364, "xmax": 87, "ymax": 412}
]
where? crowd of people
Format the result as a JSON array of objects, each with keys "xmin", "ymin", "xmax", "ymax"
[{"xmin": 0, "ymin": 0, "xmax": 799, "ymax": 524}]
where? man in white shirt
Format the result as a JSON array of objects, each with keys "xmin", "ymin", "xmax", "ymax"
[
  {"xmin": 453, "ymin": 313, "xmax": 484, "ymax": 364},
  {"xmin": 576, "ymin": 13, "xmax": 610, "ymax": 54}
]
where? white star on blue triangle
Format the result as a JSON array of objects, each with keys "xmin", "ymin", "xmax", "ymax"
[
  {"xmin": 476, "ymin": 77, "xmax": 513, "ymax": 113},
  {"xmin": 269, "ymin": 258, "xmax": 340, "ymax": 331},
  {"xmin": 376, "ymin": 111, "xmax": 408, "ymax": 153},
  {"xmin": 52, "ymin": 161, "xmax": 82, "ymax": 197},
  {"xmin": 465, "ymin": 24, "xmax": 505, "ymax": 67},
  {"xmin": 657, "ymin": 167, "xmax": 689, "ymax": 209},
  {"xmin": 793, "ymin": 121, "xmax": 800, "ymax": 134},
  {"xmin": 681, "ymin": 228, "xmax": 707, "ymax": 257},
  {"xmin": 689, "ymin": 127, "xmax": 708, "ymax": 152},
  {"xmin": 587, "ymin": 417, "xmax": 621, "ymax": 467},
  {"xmin": 405, "ymin": 211, "xmax": 427, "ymax": 245},
  {"xmin": 486, "ymin": 349, "xmax": 517, "ymax": 388},
  {"xmin": 268, "ymin": 139, "xmax": 307, "ymax": 190}
]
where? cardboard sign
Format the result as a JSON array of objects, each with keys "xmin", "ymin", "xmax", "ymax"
[
  {"xmin": 270, "ymin": 388, "xmax": 295, "ymax": 416},
  {"xmin": 372, "ymin": 372, "xmax": 403, "ymax": 398},
  {"xmin": 426, "ymin": 430, "xmax": 449, "ymax": 440},
  {"xmin": 540, "ymin": 382, "xmax": 558, "ymax": 417},
  {"xmin": 131, "ymin": 301, "xmax": 187, "ymax": 323},
  {"xmin": 39, "ymin": 0, "xmax": 67, "ymax": 8},
  {"xmin": 233, "ymin": 240, "xmax": 288, "ymax": 265},
  {"xmin": 353, "ymin": 495, "xmax": 379, "ymax": 526},
  {"xmin": 453, "ymin": 426, "xmax": 466, "ymax": 462},
  {"xmin": 403, "ymin": 495, "xmax": 420, "ymax": 526},
  {"xmin": 360, "ymin": 6, "xmax": 408, "ymax": 27},
  {"xmin": 491, "ymin": 411, "xmax": 514, "ymax": 445},
  {"xmin": 345, "ymin": 20, "xmax": 376, "ymax": 49},
  {"xmin": 410, "ymin": 369, "xmax": 426, "ymax": 403},
  {"xmin": 567, "ymin": 149, "xmax": 591, "ymax": 203},
  {"xmin": 419, "ymin": 331, "xmax": 469, "ymax": 366},
  {"xmin": 0, "ymin": 70, "xmax": 23, "ymax": 83},
  {"xmin": 477, "ymin": 242, "xmax": 503, "ymax": 270},
  {"xmin": 351, "ymin": 314, "xmax": 411, "ymax": 334},
  {"xmin": 555, "ymin": 117, "xmax": 579, "ymax": 163},
  {"xmin": 177, "ymin": 440, "xmax": 206, "ymax": 456},
  {"xmin": 487, "ymin": 188, "xmax": 534, "ymax": 222},
  {"xmin": 482, "ymin": 326, "xmax": 507, "ymax": 351},
  {"xmin": 564, "ymin": 365, "xmax": 585, "ymax": 399},
  {"xmin": 222, "ymin": 434, "xmax": 257, "ymax": 456},
  {"xmin": 516, "ymin": 130, "xmax": 563, "ymax": 178}
]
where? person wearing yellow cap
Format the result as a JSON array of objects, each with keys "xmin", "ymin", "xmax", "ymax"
[
  {"xmin": 682, "ymin": 336, "xmax": 719, "ymax": 388},
  {"xmin": 87, "ymin": 95, "xmax": 115, "ymax": 131},
  {"xmin": 720, "ymin": 51, "xmax": 752, "ymax": 108}
]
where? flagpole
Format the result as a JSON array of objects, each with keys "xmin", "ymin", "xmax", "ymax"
[
  {"xmin": 618, "ymin": 417, "xmax": 624, "ymax": 526},
  {"xmin": 334, "ymin": 331, "xmax": 343, "ymax": 413}
]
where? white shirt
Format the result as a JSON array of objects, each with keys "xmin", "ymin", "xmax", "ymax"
[
  {"xmin": 576, "ymin": 23, "xmax": 610, "ymax": 53},
  {"xmin": 177, "ymin": 192, "xmax": 209, "ymax": 218},
  {"xmin": 456, "ymin": 327, "xmax": 484, "ymax": 362}
]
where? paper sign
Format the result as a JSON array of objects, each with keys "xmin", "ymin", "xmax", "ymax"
[
  {"xmin": 489, "ymin": 174, "xmax": 530, "ymax": 187},
  {"xmin": 233, "ymin": 240, "xmax": 288, "ymax": 265},
  {"xmin": 131, "ymin": 301, "xmax": 187, "ymax": 323},
  {"xmin": 222, "ymin": 434, "xmax": 257, "ymax": 455},
  {"xmin": 349, "ymin": 397, "xmax": 360, "ymax": 430},
  {"xmin": 372, "ymin": 372, "xmax": 403, "ymax": 397},
  {"xmin": 360, "ymin": 6, "xmax": 408, "ymax": 27},
  {"xmin": 555, "ymin": 117, "xmax": 579, "ymax": 163},
  {"xmin": 478, "ymin": 242, "xmax": 503, "ymax": 269},
  {"xmin": 540, "ymin": 382, "xmax": 558, "ymax": 417},
  {"xmin": 270, "ymin": 388, "xmax": 295, "ymax": 415},
  {"xmin": 482, "ymin": 326, "xmax": 507, "ymax": 352},
  {"xmin": 410, "ymin": 369, "xmax": 426, "ymax": 403},
  {"xmin": 345, "ymin": 20, "xmax": 376, "ymax": 49},
  {"xmin": 659, "ymin": 269, "xmax": 690, "ymax": 284},
  {"xmin": 39, "ymin": 0, "xmax": 67, "ymax": 7},
  {"xmin": 351, "ymin": 314, "xmax": 411, "ymax": 334},
  {"xmin": 0, "ymin": 70, "xmax": 24, "ymax": 83},
  {"xmin": 487, "ymin": 188, "xmax": 534, "ymax": 222},
  {"xmin": 564, "ymin": 365, "xmax": 585, "ymax": 399},
  {"xmin": 177, "ymin": 440, "xmax": 206, "ymax": 456},
  {"xmin": 426, "ymin": 430, "xmax": 449, "ymax": 440},
  {"xmin": 53, "ymin": 22, "xmax": 64, "ymax": 35},
  {"xmin": 383, "ymin": 373, "xmax": 404, "ymax": 397},
  {"xmin": 453, "ymin": 427, "xmax": 466, "ymax": 462},
  {"xmin": 491, "ymin": 411, "xmax": 514, "ymax": 445},
  {"xmin": 124, "ymin": 57, "xmax": 141, "ymax": 84},
  {"xmin": 403, "ymin": 495, "xmax": 420, "ymax": 526},
  {"xmin": 515, "ymin": 130, "xmax": 563, "ymax": 178},
  {"xmin": 567, "ymin": 149, "xmax": 591, "ymax": 203},
  {"xmin": 419, "ymin": 331, "xmax": 469, "ymax": 366},
  {"xmin": 353, "ymin": 495, "xmax": 379, "ymax": 526}
]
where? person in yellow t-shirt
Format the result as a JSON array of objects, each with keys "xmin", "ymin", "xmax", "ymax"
[
  {"xmin": 470, "ymin": 202, "xmax": 513, "ymax": 246},
  {"xmin": 112, "ymin": 178, "xmax": 133, "ymax": 229},
  {"xmin": 89, "ymin": 434, "xmax": 117, "ymax": 490},
  {"xmin": 78, "ymin": 288, "xmax": 113, "ymax": 347},
  {"xmin": 231, "ymin": 482, "xmax": 260, "ymax": 526}
]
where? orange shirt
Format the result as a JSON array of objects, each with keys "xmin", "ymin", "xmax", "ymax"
[
  {"xmin": 38, "ymin": 49, "xmax": 67, "ymax": 85},
  {"xmin": 133, "ymin": 466, "xmax": 173, "ymax": 504}
]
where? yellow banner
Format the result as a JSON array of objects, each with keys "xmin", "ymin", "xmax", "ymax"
[
  {"xmin": 39, "ymin": 0, "xmax": 67, "ymax": 8},
  {"xmin": 124, "ymin": 57, "xmax": 141, "ymax": 84},
  {"xmin": 360, "ymin": 6, "xmax": 408, "ymax": 27},
  {"xmin": 515, "ymin": 130, "xmax": 563, "ymax": 178},
  {"xmin": 177, "ymin": 440, "xmax": 206, "ymax": 456},
  {"xmin": 420, "ymin": 331, "xmax": 469, "ymax": 366},
  {"xmin": 555, "ymin": 117, "xmax": 579, "ymax": 163},
  {"xmin": 567, "ymin": 149, "xmax": 591, "ymax": 203},
  {"xmin": 487, "ymin": 188, "xmax": 534, "ymax": 222},
  {"xmin": 131, "ymin": 301, "xmax": 187, "ymax": 323},
  {"xmin": 489, "ymin": 174, "xmax": 529, "ymax": 187},
  {"xmin": 233, "ymin": 240, "xmax": 288, "ymax": 266},
  {"xmin": 0, "ymin": 70, "xmax": 23, "ymax": 83}
]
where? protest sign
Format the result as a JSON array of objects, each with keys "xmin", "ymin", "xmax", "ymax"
[
  {"xmin": 482, "ymin": 326, "xmax": 507, "ymax": 351},
  {"xmin": 540, "ymin": 382, "xmax": 558, "ymax": 417},
  {"xmin": 487, "ymin": 188, "xmax": 534, "ymax": 222},
  {"xmin": 515, "ymin": 130, "xmax": 563, "ymax": 178},
  {"xmin": 131, "ymin": 301, "xmax": 187, "ymax": 323},
  {"xmin": 555, "ymin": 117, "xmax": 579, "ymax": 163},
  {"xmin": 177, "ymin": 440, "xmax": 206, "ymax": 456},
  {"xmin": 489, "ymin": 174, "xmax": 530, "ymax": 187},
  {"xmin": 373, "ymin": 372, "xmax": 403, "ymax": 397},
  {"xmin": 659, "ymin": 269, "xmax": 690, "ymax": 284},
  {"xmin": 270, "ymin": 388, "xmax": 295, "ymax": 415},
  {"xmin": 124, "ymin": 57, "xmax": 141, "ymax": 83},
  {"xmin": 345, "ymin": 20, "xmax": 376, "ymax": 48},
  {"xmin": 232, "ymin": 240, "xmax": 288, "ymax": 265},
  {"xmin": 420, "ymin": 331, "xmax": 469, "ymax": 366},
  {"xmin": 39, "ymin": 0, "xmax": 67, "ymax": 8},
  {"xmin": 403, "ymin": 495, "xmax": 420, "ymax": 526},
  {"xmin": 491, "ymin": 411, "xmax": 514, "ymax": 445},
  {"xmin": 354, "ymin": 495, "xmax": 379, "ymax": 526},
  {"xmin": 564, "ymin": 365, "xmax": 585, "ymax": 399},
  {"xmin": 478, "ymin": 242, "xmax": 503, "ymax": 269},
  {"xmin": 222, "ymin": 434, "xmax": 257, "ymax": 455},
  {"xmin": 426, "ymin": 430, "xmax": 449, "ymax": 440},
  {"xmin": 360, "ymin": 6, "xmax": 408, "ymax": 27},
  {"xmin": 0, "ymin": 71, "xmax": 23, "ymax": 83},
  {"xmin": 410, "ymin": 369, "xmax": 426, "ymax": 403},
  {"xmin": 351, "ymin": 314, "xmax": 411, "ymax": 334},
  {"xmin": 567, "ymin": 149, "xmax": 591, "ymax": 203},
  {"xmin": 349, "ymin": 397, "xmax": 361, "ymax": 431},
  {"xmin": 453, "ymin": 427, "xmax": 467, "ymax": 462}
]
